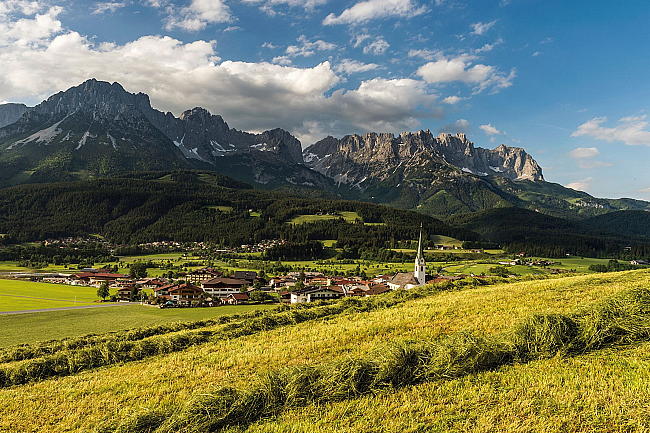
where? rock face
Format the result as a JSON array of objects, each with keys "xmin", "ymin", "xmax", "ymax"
[
  {"xmin": 0, "ymin": 79, "xmax": 316, "ymax": 187},
  {"xmin": 0, "ymin": 103, "xmax": 30, "ymax": 128},
  {"xmin": 304, "ymin": 131, "xmax": 543, "ymax": 187}
]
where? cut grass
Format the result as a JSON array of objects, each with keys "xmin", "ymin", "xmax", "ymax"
[
  {"xmin": 0, "ymin": 280, "xmax": 99, "ymax": 312},
  {"xmin": 1, "ymin": 270, "xmax": 650, "ymax": 432}
]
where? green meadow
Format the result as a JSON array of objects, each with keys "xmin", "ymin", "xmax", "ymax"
[{"xmin": 0, "ymin": 270, "xmax": 649, "ymax": 432}]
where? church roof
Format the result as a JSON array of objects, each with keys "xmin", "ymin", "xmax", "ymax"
[{"xmin": 389, "ymin": 272, "xmax": 420, "ymax": 287}]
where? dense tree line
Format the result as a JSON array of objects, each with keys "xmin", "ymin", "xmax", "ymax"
[{"xmin": 0, "ymin": 171, "xmax": 474, "ymax": 249}]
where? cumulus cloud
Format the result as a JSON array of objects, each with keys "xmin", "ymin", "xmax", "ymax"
[
  {"xmin": 92, "ymin": 2, "xmax": 130, "ymax": 15},
  {"xmin": 164, "ymin": 0, "xmax": 233, "ymax": 31},
  {"xmin": 323, "ymin": 0, "xmax": 427, "ymax": 26},
  {"xmin": 437, "ymin": 119, "xmax": 470, "ymax": 134},
  {"xmin": 479, "ymin": 123, "xmax": 503, "ymax": 136},
  {"xmin": 334, "ymin": 59, "xmax": 380, "ymax": 74},
  {"xmin": 470, "ymin": 20, "xmax": 497, "ymax": 36},
  {"xmin": 566, "ymin": 177, "xmax": 593, "ymax": 192},
  {"xmin": 571, "ymin": 115, "xmax": 650, "ymax": 146},
  {"xmin": 0, "ymin": 10, "xmax": 443, "ymax": 145},
  {"xmin": 363, "ymin": 37, "xmax": 389, "ymax": 55},
  {"xmin": 441, "ymin": 95, "xmax": 464, "ymax": 105},
  {"xmin": 0, "ymin": 4, "xmax": 63, "ymax": 47},
  {"xmin": 416, "ymin": 54, "xmax": 515, "ymax": 93}
]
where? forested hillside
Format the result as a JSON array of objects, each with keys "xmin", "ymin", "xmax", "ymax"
[{"xmin": 0, "ymin": 170, "xmax": 473, "ymax": 247}]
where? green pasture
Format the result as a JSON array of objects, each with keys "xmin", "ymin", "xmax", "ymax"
[
  {"xmin": 0, "ymin": 280, "xmax": 99, "ymax": 312},
  {"xmin": 430, "ymin": 234, "xmax": 463, "ymax": 246},
  {"xmin": 0, "ymin": 303, "xmax": 274, "ymax": 347},
  {"xmin": 286, "ymin": 211, "xmax": 361, "ymax": 224},
  {"xmin": 205, "ymin": 205, "xmax": 233, "ymax": 213}
]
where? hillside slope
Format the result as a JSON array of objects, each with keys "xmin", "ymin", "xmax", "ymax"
[{"xmin": 1, "ymin": 270, "xmax": 649, "ymax": 432}]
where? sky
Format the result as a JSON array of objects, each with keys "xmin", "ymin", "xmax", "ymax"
[{"xmin": 0, "ymin": 0, "xmax": 649, "ymax": 200}]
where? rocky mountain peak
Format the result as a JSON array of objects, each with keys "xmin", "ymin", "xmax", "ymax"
[{"xmin": 0, "ymin": 103, "xmax": 30, "ymax": 128}]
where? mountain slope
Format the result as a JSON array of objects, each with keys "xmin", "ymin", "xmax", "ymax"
[
  {"xmin": 0, "ymin": 79, "xmax": 333, "ymax": 191},
  {"xmin": 0, "ymin": 103, "xmax": 30, "ymax": 128},
  {"xmin": 583, "ymin": 210, "xmax": 650, "ymax": 238}
]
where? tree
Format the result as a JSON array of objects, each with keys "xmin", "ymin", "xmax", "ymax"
[
  {"xmin": 294, "ymin": 280, "xmax": 305, "ymax": 291},
  {"xmin": 97, "ymin": 281, "xmax": 110, "ymax": 301},
  {"xmin": 129, "ymin": 261, "xmax": 148, "ymax": 279}
]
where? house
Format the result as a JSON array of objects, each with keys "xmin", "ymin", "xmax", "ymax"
[
  {"xmin": 184, "ymin": 268, "xmax": 222, "ymax": 284},
  {"xmin": 117, "ymin": 285, "xmax": 139, "ymax": 301},
  {"xmin": 201, "ymin": 277, "xmax": 249, "ymax": 299},
  {"xmin": 343, "ymin": 284, "xmax": 370, "ymax": 296},
  {"xmin": 233, "ymin": 271, "xmax": 257, "ymax": 284},
  {"xmin": 364, "ymin": 283, "xmax": 391, "ymax": 296},
  {"xmin": 223, "ymin": 293, "xmax": 249, "ymax": 305},
  {"xmin": 631, "ymin": 259, "xmax": 649, "ymax": 265},
  {"xmin": 168, "ymin": 283, "xmax": 203, "ymax": 306},
  {"xmin": 290, "ymin": 286, "xmax": 344, "ymax": 304},
  {"xmin": 153, "ymin": 283, "xmax": 176, "ymax": 300}
]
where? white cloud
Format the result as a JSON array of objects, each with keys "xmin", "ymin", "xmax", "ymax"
[
  {"xmin": 0, "ymin": 12, "xmax": 443, "ymax": 145},
  {"xmin": 416, "ymin": 54, "xmax": 515, "ymax": 93},
  {"xmin": 572, "ymin": 115, "xmax": 650, "ymax": 146},
  {"xmin": 567, "ymin": 147, "xmax": 611, "ymax": 169},
  {"xmin": 335, "ymin": 59, "xmax": 380, "ymax": 74},
  {"xmin": 532, "ymin": 51, "xmax": 542, "ymax": 56},
  {"xmin": 474, "ymin": 37, "xmax": 503, "ymax": 53},
  {"xmin": 271, "ymin": 55, "xmax": 292, "ymax": 65},
  {"xmin": 92, "ymin": 2, "xmax": 130, "ymax": 15},
  {"xmin": 363, "ymin": 37, "xmax": 389, "ymax": 55},
  {"xmin": 0, "ymin": 1, "xmax": 46, "ymax": 16},
  {"xmin": 637, "ymin": 186, "xmax": 650, "ymax": 193},
  {"xmin": 437, "ymin": 119, "xmax": 470, "ymax": 134},
  {"xmin": 352, "ymin": 33, "xmax": 372, "ymax": 48},
  {"xmin": 223, "ymin": 25, "xmax": 241, "ymax": 32},
  {"xmin": 0, "ymin": 5, "xmax": 63, "ymax": 47},
  {"xmin": 323, "ymin": 0, "xmax": 427, "ymax": 26},
  {"xmin": 441, "ymin": 95, "xmax": 464, "ymax": 105},
  {"xmin": 568, "ymin": 147, "xmax": 600, "ymax": 159},
  {"xmin": 283, "ymin": 34, "xmax": 337, "ymax": 59},
  {"xmin": 241, "ymin": 0, "xmax": 327, "ymax": 15},
  {"xmin": 164, "ymin": 0, "xmax": 233, "ymax": 31},
  {"xmin": 479, "ymin": 123, "xmax": 503, "ymax": 136},
  {"xmin": 470, "ymin": 20, "xmax": 497, "ymax": 36},
  {"xmin": 262, "ymin": 42, "xmax": 278, "ymax": 49},
  {"xmin": 539, "ymin": 37, "xmax": 553, "ymax": 44},
  {"xmin": 566, "ymin": 177, "xmax": 593, "ymax": 192},
  {"xmin": 408, "ymin": 48, "xmax": 437, "ymax": 60}
]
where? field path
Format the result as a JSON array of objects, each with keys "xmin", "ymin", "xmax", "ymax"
[{"xmin": 0, "ymin": 302, "xmax": 139, "ymax": 315}]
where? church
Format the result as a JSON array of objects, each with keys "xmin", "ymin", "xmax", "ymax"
[{"xmin": 387, "ymin": 224, "xmax": 427, "ymax": 290}]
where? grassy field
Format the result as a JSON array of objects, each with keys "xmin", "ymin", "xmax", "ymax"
[
  {"xmin": 0, "ymin": 303, "xmax": 274, "ymax": 347},
  {"xmin": 286, "ymin": 211, "xmax": 361, "ymax": 224},
  {"xmin": 0, "ymin": 280, "xmax": 98, "ymax": 312},
  {"xmin": 1, "ymin": 270, "xmax": 650, "ymax": 432}
]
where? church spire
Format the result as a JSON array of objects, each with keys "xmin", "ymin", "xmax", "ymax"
[
  {"xmin": 416, "ymin": 222, "xmax": 424, "ymax": 261},
  {"xmin": 414, "ymin": 222, "xmax": 425, "ymax": 286}
]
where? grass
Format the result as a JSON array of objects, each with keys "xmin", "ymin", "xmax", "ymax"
[
  {"xmin": 0, "ymin": 304, "xmax": 274, "ymax": 348},
  {"xmin": 286, "ymin": 211, "xmax": 361, "ymax": 225},
  {"xmin": 206, "ymin": 205, "xmax": 233, "ymax": 213},
  {"xmin": 0, "ymin": 270, "xmax": 649, "ymax": 431},
  {"xmin": 0, "ymin": 280, "xmax": 99, "ymax": 312},
  {"xmin": 430, "ymin": 235, "xmax": 463, "ymax": 246}
]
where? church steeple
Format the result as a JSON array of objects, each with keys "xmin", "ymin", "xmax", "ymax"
[{"xmin": 414, "ymin": 223, "xmax": 425, "ymax": 286}]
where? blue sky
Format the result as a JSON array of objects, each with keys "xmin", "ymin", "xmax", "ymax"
[{"xmin": 0, "ymin": 0, "xmax": 649, "ymax": 200}]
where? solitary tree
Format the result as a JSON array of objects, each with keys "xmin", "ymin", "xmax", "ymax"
[{"xmin": 97, "ymin": 281, "xmax": 110, "ymax": 301}]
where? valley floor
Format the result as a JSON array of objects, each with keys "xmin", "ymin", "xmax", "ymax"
[{"xmin": 1, "ymin": 270, "xmax": 650, "ymax": 432}]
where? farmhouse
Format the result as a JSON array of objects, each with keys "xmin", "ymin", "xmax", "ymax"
[
  {"xmin": 183, "ymin": 267, "xmax": 222, "ymax": 284},
  {"xmin": 168, "ymin": 283, "xmax": 203, "ymax": 306},
  {"xmin": 116, "ymin": 285, "xmax": 140, "ymax": 301},
  {"xmin": 290, "ymin": 286, "xmax": 344, "ymax": 304},
  {"xmin": 223, "ymin": 293, "xmax": 249, "ymax": 305},
  {"xmin": 201, "ymin": 277, "xmax": 249, "ymax": 298}
]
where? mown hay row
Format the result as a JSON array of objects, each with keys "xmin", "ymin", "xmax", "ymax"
[
  {"xmin": 0, "ymin": 275, "xmax": 536, "ymax": 388},
  {"xmin": 103, "ymin": 286, "xmax": 650, "ymax": 433}
]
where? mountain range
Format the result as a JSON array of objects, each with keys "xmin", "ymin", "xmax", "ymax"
[{"xmin": 1, "ymin": 79, "xmax": 649, "ymax": 220}]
